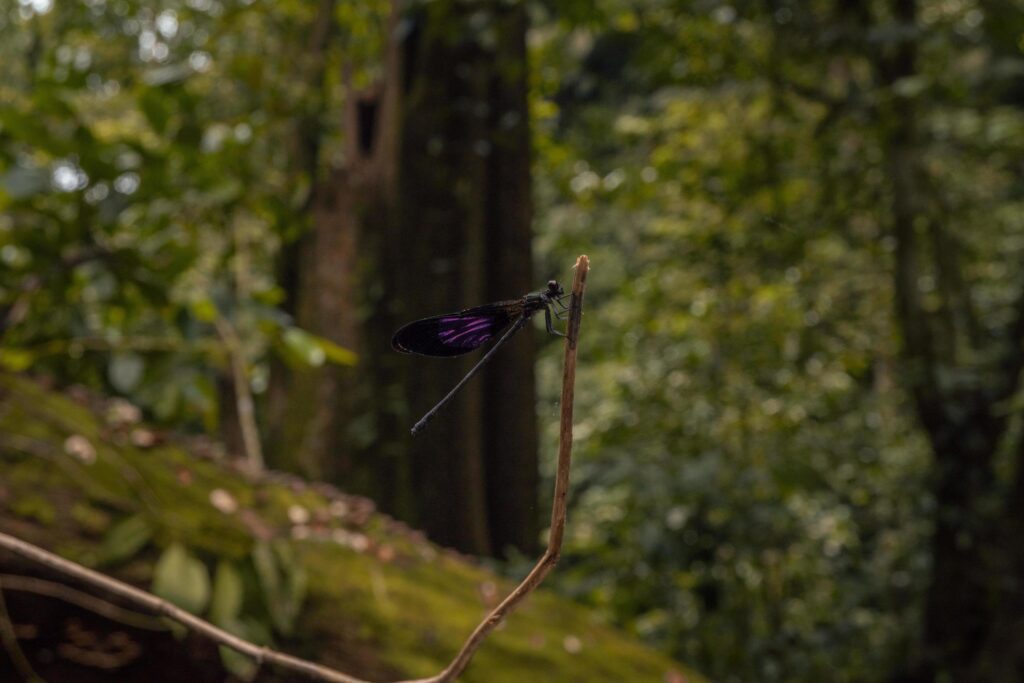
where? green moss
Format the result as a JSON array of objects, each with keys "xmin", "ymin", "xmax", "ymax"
[
  {"xmin": 0, "ymin": 374, "xmax": 101, "ymax": 440},
  {"xmin": 10, "ymin": 494, "xmax": 57, "ymax": 525},
  {"xmin": 0, "ymin": 372, "xmax": 703, "ymax": 682},
  {"xmin": 70, "ymin": 501, "xmax": 112, "ymax": 535}
]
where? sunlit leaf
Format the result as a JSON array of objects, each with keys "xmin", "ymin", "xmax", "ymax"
[
  {"xmin": 209, "ymin": 561, "xmax": 244, "ymax": 626},
  {"xmin": 0, "ymin": 349, "xmax": 35, "ymax": 372},
  {"xmin": 309, "ymin": 333, "xmax": 357, "ymax": 366},
  {"xmin": 191, "ymin": 298, "xmax": 219, "ymax": 323},
  {"xmin": 108, "ymin": 352, "xmax": 145, "ymax": 393},
  {"xmin": 252, "ymin": 540, "xmax": 306, "ymax": 636},
  {"xmin": 152, "ymin": 543, "xmax": 210, "ymax": 615},
  {"xmin": 281, "ymin": 328, "xmax": 325, "ymax": 367}
]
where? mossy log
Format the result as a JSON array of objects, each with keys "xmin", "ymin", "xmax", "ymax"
[{"xmin": 0, "ymin": 373, "xmax": 701, "ymax": 682}]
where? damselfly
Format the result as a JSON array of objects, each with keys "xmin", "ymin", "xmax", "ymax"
[{"xmin": 393, "ymin": 280, "xmax": 569, "ymax": 435}]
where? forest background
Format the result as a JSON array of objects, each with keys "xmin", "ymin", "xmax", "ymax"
[{"xmin": 2, "ymin": 0, "xmax": 1024, "ymax": 682}]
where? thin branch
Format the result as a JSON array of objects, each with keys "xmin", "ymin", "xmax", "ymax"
[
  {"xmin": 214, "ymin": 317, "xmax": 265, "ymax": 471},
  {"xmin": 0, "ymin": 532, "xmax": 365, "ymax": 683},
  {"xmin": 416, "ymin": 255, "xmax": 589, "ymax": 683},
  {"xmin": 0, "ymin": 255, "xmax": 591, "ymax": 683},
  {"xmin": 0, "ymin": 574, "xmax": 167, "ymax": 631}
]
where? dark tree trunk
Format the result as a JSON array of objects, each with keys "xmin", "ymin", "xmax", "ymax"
[
  {"xmin": 392, "ymin": 0, "xmax": 538, "ymax": 556},
  {"xmin": 876, "ymin": 0, "xmax": 1024, "ymax": 680},
  {"xmin": 269, "ymin": 0, "xmax": 539, "ymax": 557},
  {"xmin": 265, "ymin": 0, "xmax": 354, "ymax": 481},
  {"xmin": 480, "ymin": 4, "xmax": 539, "ymax": 556},
  {"xmin": 272, "ymin": 171, "xmax": 360, "ymax": 480}
]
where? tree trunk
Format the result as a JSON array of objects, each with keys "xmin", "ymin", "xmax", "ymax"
[
  {"xmin": 270, "ymin": 0, "xmax": 539, "ymax": 557},
  {"xmin": 480, "ymin": 4, "xmax": 539, "ymax": 556},
  {"xmin": 272, "ymin": 170, "xmax": 360, "ymax": 480},
  {"xmin": 391, "ymin": 0, "xmax": 538, "ymax": 556},
  {"xmin": 265, "ymin": 0, "xmax": 354, "ymax": 482},
  {"xmin": 877, "ymin": 0, "xmax": 1024, "ymax": 680}
]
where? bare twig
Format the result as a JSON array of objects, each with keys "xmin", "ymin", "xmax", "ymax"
[
  {"xmin": 0, "ymin": 255, "xmax": 591, "ymax": 683},
  {"xmin": 214, "ymin": 317, "xmax": 265, "ymax": 471},
  {"xmin": 0, "ymin": 532, "xmax": 365, "ymax": 683},
  {"xmin": 0, "ymin": 574, "xmax": 167, "ymax": 631},
  {"xmin": 411, "ymin": 255, "xmax": 590, "ymax": 683}
]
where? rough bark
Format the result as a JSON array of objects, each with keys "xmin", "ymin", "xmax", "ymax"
[
  {"xmin": 270, "ymin": 0, "xmax": 539, "ymax": 556},
  {"xmin": 394, "ymin": 0, "xmax": 495, "ymax": 555},
  {"xmin": 266, "ymin": 0, "xmax": 350, "ymax": 480},
  {"xmin": 365, "ymin": 0, "xmax": 539, "ymax": 556},
  {"xmin": 480, "ymin": 4, "xmax": 539, "ymax": 556}
]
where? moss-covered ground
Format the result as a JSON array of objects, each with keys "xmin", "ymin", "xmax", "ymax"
[{"xmin": 0, "ymin": 373, "xmax": 704, "ymax": 682}]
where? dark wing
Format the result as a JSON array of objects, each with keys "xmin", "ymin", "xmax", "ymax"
[{"xmin": 392, "ymin": 303, "xmax": 519, "ymax": 357}]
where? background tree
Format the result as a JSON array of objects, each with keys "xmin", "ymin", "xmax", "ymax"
[
  {"xmin": 389, "ymin": 0, "xmax": 540, "ymax": 555},
  {"xmin": 264, "ymin": 0, "xmax": 541, "ymax": 556}
]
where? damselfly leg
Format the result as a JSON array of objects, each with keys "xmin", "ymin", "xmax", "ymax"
[
  {"xmin": 545, "ymin": 305, "xmax": 566, "ymax": 337},
  {"xmin": 552, "ymin": 293, "xmax": 570, "ymax": 320}
]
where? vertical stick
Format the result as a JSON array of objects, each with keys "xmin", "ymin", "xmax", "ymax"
[
  {"xmin": 214, "ymin": 317, "xmax": 265, "ymax": 471},
  {"xmin": 546, "ymin": 255, "xmax": 588, "ymax": 554},
  {"xmin": 420, "ymin": 255, "xmax": 589, "ymax": 683}
]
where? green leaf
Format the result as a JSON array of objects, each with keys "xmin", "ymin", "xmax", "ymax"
[
  {"xmin": 892, "ymin": 75, "xmax": 928, "ymax": 98},
  {"xmin": 190, "ymin": 298, "xmax": 218, "ymax": 323},
  {"xmin": 279, "ymin": 328, "xmax": 356, "ymax": 368},
  {"xmin": 251, "ymin": 540, "xmax": 280, "ymax": 595},
  {"xmin": 218, "ymin": 644, "xmax": 259, "ymax": 681},
  {"xmin": 152, "ymin": 543, "xmax": 210, "ymax": 615},
  {"xmin": 153, "ymin": 381, "xmax": 180, "ymax": 421},
  {"xmin": 143, "ymin": 63, "xmax": 192, "ymax": 86},
  {"xmin": 108, "ymin": 352, "xmax": 145, "ymax": 393},
  {"xmin": 206, "ymin": 179, "xmax": 244, "ymax": 205},
  {"xmin": 209, "ymin": 561, "xmax": 244, "ymax": 626},
  {"xmin": 138, "ymin": 89, "xmax": 171, "ymax": 135},
  {"xmin": 311, "ymin": 334, "xmax": 358, "ymax": 366},
  {"xmin": 0, "ymin": 348, "xmax": 35, "ymax": 372},
  {"xmin": 280, "ymin": 328, "xmax": 325, "ymax": 367},
  {"xmin": 98, "ymin": 514, "xmax": 152, "ymax": 566},
  {"xmin": 252, "ymin": 540, "xmax": 306, "ymax": 636}
]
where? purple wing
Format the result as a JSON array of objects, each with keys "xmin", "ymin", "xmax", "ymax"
[{"xmin": 392, "ymin": 304, "xmax": 516, "ymax": 356}]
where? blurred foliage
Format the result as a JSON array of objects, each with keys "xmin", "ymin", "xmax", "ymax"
[
  {"xmin": 0, "ymin": 0, "xmax": 364, "ymax": 429},
  {"xmin": 4, "ymin": 0, "xmax": 1024, "ymax": 681},
  {"xmin": 531, "ymin": 0, "xmax": 1024, "ymax": 681}
]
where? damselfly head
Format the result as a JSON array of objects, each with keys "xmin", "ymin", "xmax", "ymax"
[{"xmin": 546, "ymin": 280, "xmax": 564, "ymax": 298}]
